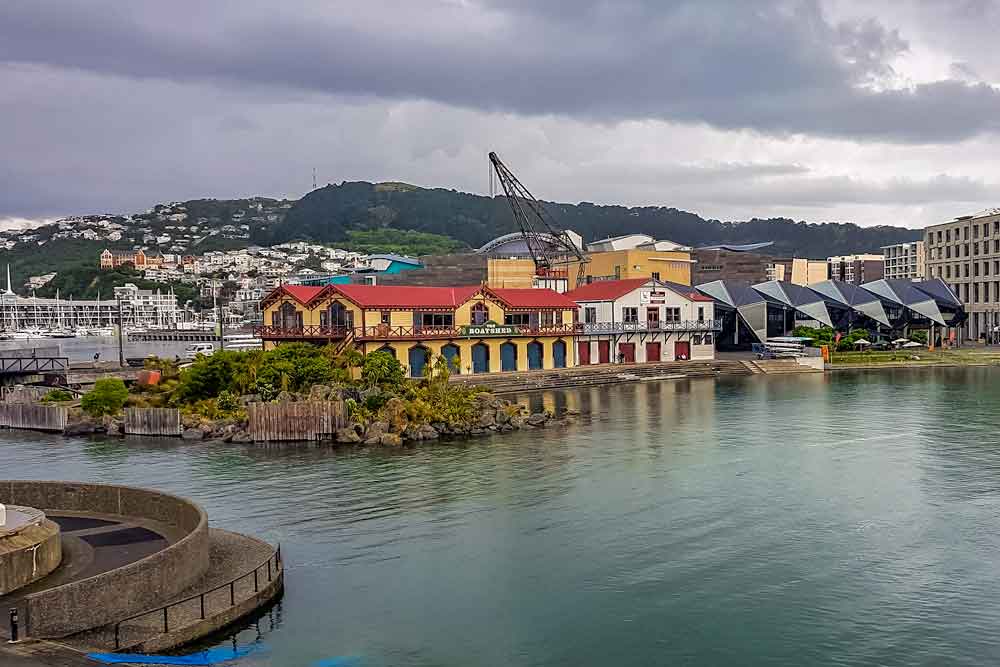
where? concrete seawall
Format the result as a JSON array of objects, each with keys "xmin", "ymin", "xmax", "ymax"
[
  {"xmin": 1, "ymin": 481, "xmax": 210, "ymax": 639},
  {"xmin": 0, "ymin": 519, "xmax": 61, "ymax": 596}
]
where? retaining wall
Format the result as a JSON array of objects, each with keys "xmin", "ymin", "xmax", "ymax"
[
  {"xmin": 0, "ymin": 481, "xmax": 210, "ymax": 639},
  {"xmin": 0, "ymin": 519, "xmax": 62, "ymax": 596}
]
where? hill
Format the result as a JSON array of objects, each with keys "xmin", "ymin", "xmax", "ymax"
[{"xmin": 261, "ymin": 181, "xmax": 922, "ymax": 257}]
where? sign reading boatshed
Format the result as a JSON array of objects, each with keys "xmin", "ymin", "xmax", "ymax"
[{"xmin": 460, "ymin": 321, "xmax": 519, "ymax": 337}]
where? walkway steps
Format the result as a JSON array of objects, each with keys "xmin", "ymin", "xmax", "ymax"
[{"xmin": 449, "ymin": 360, "xmax": 752, "ymax": 394}]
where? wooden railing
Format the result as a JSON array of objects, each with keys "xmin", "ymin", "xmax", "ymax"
[{"xmin": 256, "ymin": 324, "xmax": 578, "ymax": 341}]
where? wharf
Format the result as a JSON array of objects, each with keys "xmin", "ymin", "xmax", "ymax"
[{"xmin": 127, "ymin": 330, "xmax": 219, "ymax": 343}]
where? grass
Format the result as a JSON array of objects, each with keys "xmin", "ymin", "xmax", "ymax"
[{"xmin": 830, "ymin": 348, "xmax": 1000, "ymax": 366}]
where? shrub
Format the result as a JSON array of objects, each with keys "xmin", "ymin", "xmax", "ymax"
[
  {"xmin": 41, "ymin": 388, "xmax": 74, "ymax": 403},
  {"xmin": 81, "ymin": 378, "xmax": 129, "ymax": 417},
  {"xmin": 361, "ymin": 351, "xmax": 405, "ymax": 388}
]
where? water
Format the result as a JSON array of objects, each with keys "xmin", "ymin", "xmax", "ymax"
[
  {"xmin": 5, "ymin": 368, "xmax": 1000, "ymax": 666},
  {"xmin": 0, "ymin": 337, "xmax": 203, "ymax": 363}
]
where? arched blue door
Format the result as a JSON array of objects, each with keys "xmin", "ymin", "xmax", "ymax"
[
  {"xmin": 441, "ymin": 344, "xmax": 460, "ymax": 373},
  {"xmin": 553, "ymin": 340, "xmax": 567, "ymax": 368},
  {"xmin": 472, "ymin": 343, "xmax": 490, "ymax": 374},
  {"xmin": 500, "ymin": 342, "xmax": 517, "ymax": 372},
  {"xmin": 408, "ymin": 346, "xmax": 430, "ymax": 378},
  {"xmin": 527, "ymin": 341, "xmax": 543, "ymax": 370}
]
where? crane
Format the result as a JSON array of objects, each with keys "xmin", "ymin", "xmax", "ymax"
[{"xmin": 488, "ymin": 152, "xmax": 589, "ymax": 288}]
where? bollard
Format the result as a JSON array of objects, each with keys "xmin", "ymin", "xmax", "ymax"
[{"xmin": 9, "ymin": 608, "xmax": 18, "ymax": 643}]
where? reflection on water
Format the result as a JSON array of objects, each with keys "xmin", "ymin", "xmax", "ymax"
[{"xmin": 6, "ymin": 368, "xmax": 1000, "ymax": 666}]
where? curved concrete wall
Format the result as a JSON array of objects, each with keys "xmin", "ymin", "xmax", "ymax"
[
  {"xmin": 0, "ymin": 481, "xmax": 210, "ymax": 639},
  {"xmin": 0, "ymin": 519, "xmax": 61, "ymax": 595}
]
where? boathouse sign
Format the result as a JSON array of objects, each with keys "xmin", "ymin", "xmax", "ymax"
[{"xmin": 460, "ymin": 321, "xmax": 519, "ymax": 337}]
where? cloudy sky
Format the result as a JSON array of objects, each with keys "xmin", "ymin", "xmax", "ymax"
[{"xmin": 2, "ymin": 0, "xmax": 999, "ymax": 229}]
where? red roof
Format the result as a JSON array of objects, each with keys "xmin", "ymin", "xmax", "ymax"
[
  {"xmin": 487, "ymin": 288, "xmax": 578, "ymax": 309},
  {"xmin": 334, "ymin": 285, "xmax": 482, "ymax": 308},
  {"xmin": 565, "ymin": 278, "xmax": 649, "ymax": 302},
  {"xmin": 272, "ymin": 284, "xmax": 324, "ymax": 304}
]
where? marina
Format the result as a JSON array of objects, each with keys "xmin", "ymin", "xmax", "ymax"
[{"xmin": 5, "ymin": 369, "xmax": 1000, "ymax": 666}]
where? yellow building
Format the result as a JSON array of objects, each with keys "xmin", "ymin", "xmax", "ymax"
[
  {"xmin": 258, "ymin": 284, "xmax": 578, "ymax": 376},
  {"xmin": 567, "ymin": 249, "xmax": 693, "ymax": 286}
]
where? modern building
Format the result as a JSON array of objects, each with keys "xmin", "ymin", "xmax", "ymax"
[
  {"xmin": 767, "ymin": 258, "xmax": 829, "ymax": 285},
  {"xmin": 693, "ymin": 278, "xmax": 965, "ymax": 349},
  {"xmin": 924, "ymin": 209, "xmax": 1000, "ymax": 340},
  {"xmin": 257, "ymin": 284, "xmax": 578, "ymax": 376},
  {"xmin": 827, "ymin": 254, "xmax": 884, "ymax": 285},
  {"xmin": 568, "ymin": 278, "xmax": 717, "ymax": 363},
  {"xmin": 881, "ymin": 241, "xmax": 925, "ymax": 281},
  {"xmin": 691, "ymin": 244, "xmax": 777, "ymax": 284}
]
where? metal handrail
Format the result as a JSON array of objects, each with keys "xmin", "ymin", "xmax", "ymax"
[
  {"xmin": 113, "ymin": 544, "xmax": 282, "ymax": 650},
  {"xmin": 577, "ymin": 320, "xmax": 721, "ymax": 334}
]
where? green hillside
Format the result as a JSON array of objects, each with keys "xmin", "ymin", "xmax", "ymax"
[{"xmin": 259, "ymin": 181, "xmax": 921, "ymax": 258}]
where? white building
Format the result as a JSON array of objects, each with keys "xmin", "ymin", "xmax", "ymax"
[
  {"xmin": 567, "ymin": 278, "xmax": 718, "ymax": 364},
  {"xmin": 882, "ymin": 241, "xmax": 925, "ymax": 281}
]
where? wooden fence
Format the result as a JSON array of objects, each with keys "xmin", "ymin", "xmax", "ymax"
[
  {"xmin": 246, "ymin": 401, "xmax": 346, "ymax": 442},
  {"xmin": 124, "ymin": 407, "xmax": 182, "ymax": 436},
  {"xmin": 0, "ymin": 403, "xmax": 67, "ymax": 432},
  {"xmin": 1, "ymin": 386, "xmax": 53, "ymax": 404}
]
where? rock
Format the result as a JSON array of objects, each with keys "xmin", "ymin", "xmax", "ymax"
[
  {"xmin": 105, "ymin": 420, "xmax": 122, "ymax": 437},
  {"xmin": 418, "ymin": 424, "xmax": 439, "ymax": 440},
  {"xmin": 380, "ymin": 433, "xmax": 403, "ymax": 447},
  {"xmin": 230, "ymin": 430, "xmax": 253, "ymax": 444},
  {"xmin": 383, "ymin": 398, "xmax": 409, "ymax": 433},
  {"xmin": 470, "ymin": 427, "xmax": 485, "ymax": 436},
  {"xmin": 64, "ymin": 420, "xmax": 97, "ymax": 436},
  {"xmin": 509, "ymin": 415, "xmax": 526, "ymax": 429},
  {"xmin": 365, "ymin": 421, "xmax": 388, "ymax": 441},
  {"xmin": 477, "ymin": 410, "xmax": 496, "ymax": 428},
  {"xmin": 239, "ymin": 394, "xmax": 261, "ymax": 406},
  {"xmin": 526, "ymin": 413, "xmax": 548, "ymax": 427},
  {"xmin": 495, "ymin": 407, "xmax": 511, "ymax": 425},
  {"xmin": 182, "ymin": 428, "xmax": 206, "ymax": 440},
  {"xmin": 275, "ymin": 390, "xmax": 297, "ymax": 403},
  {"xmin": 308, "ymin": 384, "xmax": 341, "ymax": 402},
  {"xmin": 500, "ymin": 423, "xmax": 514, "ymax": 432},
  {"xmin": 335, "ymin": 427, "xmax": 362, "ymax": 444}
]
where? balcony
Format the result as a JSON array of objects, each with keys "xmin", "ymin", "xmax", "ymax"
[
  {"xmin": 255, "ymin": 323, "xmax": 579, "ymax": 341},
  {"xmin": 578, "ymin": 320, "xmax": 722, "ymax": 335}
]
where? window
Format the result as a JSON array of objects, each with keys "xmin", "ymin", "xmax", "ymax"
[
  {"xmin": 471, "ymin": 302, "xmax": 489, "ymax": 325},
  {"xmin": 995, "ymin": 240, "xmax": 1000, "ymax": 254},
  {"xmin": 974, "ymin": 242, "xmax": 980, "ymax": 256},
  {"xmin": 975, "ymin": 263, "xmax": 980, "ymax": 277},
  {"xmin": 946, "ymin": 246, "xmax": 951, "ymax": 259},
  {"xmin": 964, "ymin": 227, "xmax": 969, "ymax": 240},
  {"xmin": 622, "ymin": 307, "xmax": 638, "ymax": 323},
  {"xmin": 555, "ymin": 310, "xmax": 563, "ymax": 325},
  {"xmin": 964, "ymin": 264, "xmax": 970, "ymax": 278},
  {"xmin": 704, "ymin": 334, "xmax": 713, "ymax": 345},
  {"xmin": 380, "ymin": 311, "xmax": 391, "ymax": 325},
  {"xmin": 614, "ymin": 265, "xmax": 621, "ymax": 279},
  {"xmin": 692, "ymin": 334, "xmax": 703, "ymax": 345},
  {"xmin": 421, "ymin": 312, "xmax": 453, "ymax": 327},
  {"xmin": 504, "ymin": 312, "xmax": 530, "ymax": 326},
  {"xmin": 946, "ymin": 229, "xmax": 951, "ymax": 242},
  {"xmin": 974, "ymin": 225, "xmax": 980, "ymax": 239},
  {"xmin": 700, "ymin": 265, "xmax": 723, "ymax": 272},
  {"xmin": 986, "ymin": 262, "xmax": 991, "ymax": 277},
  {"xmin": 584, "ymin": 307, "xmax": 597, "ymax": 324},
  {"xmin": 973, "ymin": 283, "xmax": 980, "ymax": 303},
  {"xmin": 646, "ymin": 307, "xmax": 660, "ymax": 324},
  {"xmin": 664, "ymin": 307, "xmax": 681, "ymax": 322},
  {"xmin": 965, "ymin": 243, "xmax": 970, "ymax": 257},
  {"xmin": 697, "ymin": 306, "xmax": 705, "ymax": 321},
  {"xmin": 540, "ymin": 311, "xmax": 555, "ymax": 326},
  {"xmin": 985, "ymin": 223, "xmax": 991, "ymax": 237},
  {"xmin": 651, "ymin": 271, "xmax": 660, "ymax": 281}
]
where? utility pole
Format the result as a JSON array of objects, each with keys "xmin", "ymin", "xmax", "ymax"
[
  {"xmin": 116, "ymin": 295, "xmax": 125, "ymax": 368},
  {"xmin": 217, "ymin": 298, "xmax": 225, "ymax": 351}
]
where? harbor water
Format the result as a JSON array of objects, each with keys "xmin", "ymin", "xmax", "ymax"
[{"xmin": 4, "ymin": 368, "xmax": 1000, "ymax": 666}]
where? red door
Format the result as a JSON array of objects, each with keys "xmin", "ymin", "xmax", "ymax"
[
  {"xmin": 619, "ymin": 342, "xmax": 635, "ymax": 363},
  {"xmin": 645, "ymin": 342, "xmax": 661, "ymax": 363},
  {"xmin": 675, "ymin": 341, "xmax": 691, "ymax": 360},
  {"xmin": 598, "ymin": 340, "xmax": 611, "ymax": 364},
  {"xmin": 577, "ymin": 341, "xmax": 591, "ymax": 365}
]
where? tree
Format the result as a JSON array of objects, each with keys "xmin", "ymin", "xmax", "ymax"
[
  {"xmin": 81, "ymin": 378, "xmax": 129, "ymax": 417},
  {"xmin": 361, "ymin": 350, "xmax": 405, "ymax": 388}
]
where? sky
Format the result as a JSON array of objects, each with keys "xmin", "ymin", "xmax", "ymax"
[{"xmin": 2, "ymin": 0, "xmax": 1000, "ymax": 230}]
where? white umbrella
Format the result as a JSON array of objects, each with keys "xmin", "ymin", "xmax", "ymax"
[
  {"xmin": 892, "ymin": 338, "xmax": 910, "ymax": 344},
  {"xmin": 854, "ymin": 339, "xmax": 871, "ymax": 346},
  {"xmin": 902, "ymin": 341, "xmax": 923, "ymax": 348}
]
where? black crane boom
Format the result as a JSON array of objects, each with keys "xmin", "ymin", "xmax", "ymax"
[{"xmin": 488, "ymin": 152, "xmax": 588, "ymax": 287}]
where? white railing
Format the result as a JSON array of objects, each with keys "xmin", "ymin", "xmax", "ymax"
[{"xmin": 579, "ymin": 320, "xmax": 721, "ymax": 335}]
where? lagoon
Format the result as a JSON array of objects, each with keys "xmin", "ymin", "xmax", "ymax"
[{"xmin": 5, "ymin": 368, "xmax": 1000, "ymax": 666}]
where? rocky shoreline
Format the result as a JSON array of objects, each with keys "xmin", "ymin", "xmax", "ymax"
[{"xmin": 60, "ymin": 391, "xmax": 576, "ymax": 446}]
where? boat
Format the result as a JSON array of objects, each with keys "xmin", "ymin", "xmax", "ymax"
[
  {"xmin": 222, "ymin": 334, "xmax": 263, "ymax": 351},
  {"xmin": 44, "ymin": 329, "xmax": 77, "ymax": 338},
  {"xmin": 181, "ymin": 342, "xmax": 217, "ymax": 360},
  {"xmin": 9, "ymin": 328, "xmax": 45, "ymax": 339}
]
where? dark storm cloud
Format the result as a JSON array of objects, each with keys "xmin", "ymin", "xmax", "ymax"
[{"xmin": 2, "ymin": 0, "xmax": 999, "ymax": 143}]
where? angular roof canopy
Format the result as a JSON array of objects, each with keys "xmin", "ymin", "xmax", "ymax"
[
  {"xmin": 752, "ymin": 280, "xmax": 836, "ymax": 327},
  {"xmin": 809, "ymin": 279, "xmax": 891, "ymax": 327}
]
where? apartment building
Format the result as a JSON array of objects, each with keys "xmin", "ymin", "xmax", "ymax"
[
  {"xmin": 827, "ymin": 254, "xmax": 884, "ymax": 285},
  {"xmin": 882, "ymin": 241, "xmax": 925, "ymax": 281},
  {"xmin": 924, "ymin": 209, "xmax": 1000, "ymax": 341}
]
